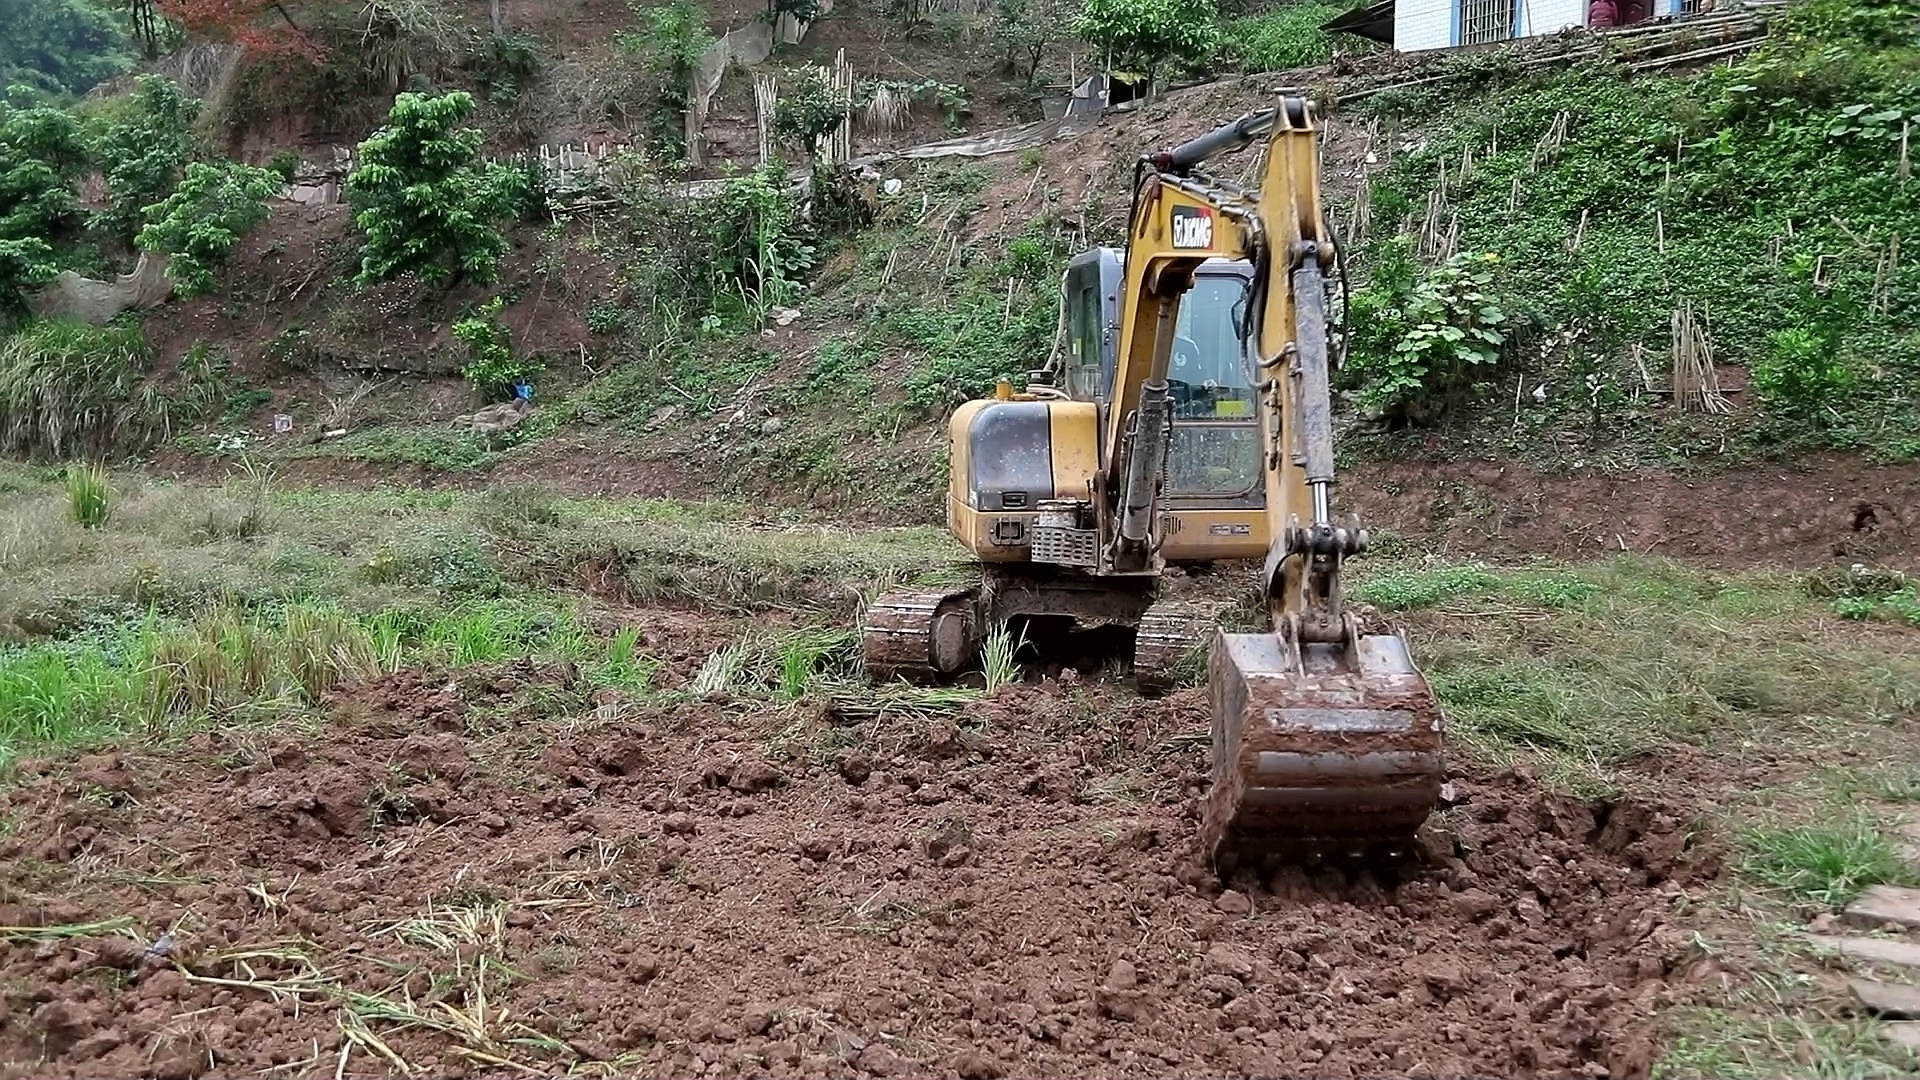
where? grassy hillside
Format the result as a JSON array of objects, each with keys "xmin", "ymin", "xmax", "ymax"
[
  {"xmin": 2, "ymin": 0, "xmax": 1916, "ymax": 512},
  {"xmin": 1342, "ymin": 0, "xmax": 1920, "ymax": 466}
]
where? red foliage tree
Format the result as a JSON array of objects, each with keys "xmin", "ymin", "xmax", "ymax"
[{"xmin": 157, "ymin": 0, "xmax": 324, "ymax": 59}]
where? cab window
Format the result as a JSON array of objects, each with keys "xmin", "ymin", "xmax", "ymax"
[{"xmin": 1063, "ymin": 278, "xmax": 1104, "ymax": 399}]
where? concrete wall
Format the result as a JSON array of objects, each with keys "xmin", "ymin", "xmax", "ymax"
[
  {"xmin": 1395, "ymin": 0, "xmax": 1455, "ymax": 52},
  {"xmin": 1396, "ymin": 0, "xmax": 1588, "ymax": 51}
]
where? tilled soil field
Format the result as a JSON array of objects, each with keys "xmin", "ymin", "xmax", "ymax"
[{"xmin": 0, "ymin": 651, "xmax": 1721, "ymax": 1080}]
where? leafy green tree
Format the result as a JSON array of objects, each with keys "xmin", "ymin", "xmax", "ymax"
[
  {"xmin": 345, "ymin": 90, "xmax": 526, "ymax": 287},
  {"xmin": 135, "ymin": 160, "xmax": 280, "ymax": 296},
  {"xmin": 990, "ymin": 0, "xmax": 1075, "ymax": 85},
  {"xmin": 91, "ymin": 75, "xmax": 202, "ymax": 244},
  {"xmin": 773, "ymin": 65, "xmax": 846, "ymax": 159},
  {"xmin": 616, "ymin": 0, "xmax": 715, "ymax": 159},
  {"xmin": 1075, "ymin": 0, "xmax": 1221, "ymax": 96},
  {"xmin": 0, "ymin": 0, "xmax": 135, "ymax": 98},
  {"xmin": 0, "ymin": 105, "xmax": 88, "ymax": 315}
]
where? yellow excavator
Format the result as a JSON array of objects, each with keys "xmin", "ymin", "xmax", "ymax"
[{"xmin": 862, "ymin": 97, "xmax": 1446, "ymax": 865}]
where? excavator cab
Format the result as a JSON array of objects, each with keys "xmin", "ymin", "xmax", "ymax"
[{"xmin": 1058, "ymin": 248, "xmax": 1264, "ymax": 562}]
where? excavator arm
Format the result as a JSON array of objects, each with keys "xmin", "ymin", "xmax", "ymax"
[{"xmin": 1108, "ymin": 97, "xmax": 1447, "ymax": 867}]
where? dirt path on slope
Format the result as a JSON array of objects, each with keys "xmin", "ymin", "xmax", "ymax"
[{"xmin": 150, "ymin": 447, "xmax": 1919, "ymax": 571}]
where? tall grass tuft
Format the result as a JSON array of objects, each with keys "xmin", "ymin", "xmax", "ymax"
[
  {"xmin": 771, "ymin": 629, "xmax": 858, "ymax": 701},
  {"xmin": 591, "ymin": 625, "xmax": 657, "ymax": 692},
  {"xmin": 65, "ymin": 462, "xmax": 110, "ymax": 528},
  {"xmin": 281, "ymin": 603, "xmax": 383, "ymax": 699},
  {"xmin": 980, "ymin": 622, "xmax": 1022, "ymax": 694},
  {"xmin": 143, "ymin": 611, "xmax": 292, "ymax": 722},
  {"xmin": 1742, "ymin": 817, "xmax": 1920, "ymax": 908},
  {"xmin": 0, "ymin": 318, "xmax": 167, "ymax": 461}
]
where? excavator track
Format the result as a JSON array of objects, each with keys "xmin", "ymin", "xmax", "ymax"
[
  {"xmin": 861, "ymin": 587, "xmax": 979, "ymax": 684},
  {"xmin": 1132, "ymin": 599, "xmax": 1230, "ymax": 697}
]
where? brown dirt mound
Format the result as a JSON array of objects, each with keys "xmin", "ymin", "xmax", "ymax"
[{"xmin": 0, "ymin": 668, "xmax": 1716, "ymax": 1079}]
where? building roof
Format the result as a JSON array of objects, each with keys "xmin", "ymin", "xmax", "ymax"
[{"xmin": 1321, "ymin": 0, "xmax": 1396, "ymax": 45}]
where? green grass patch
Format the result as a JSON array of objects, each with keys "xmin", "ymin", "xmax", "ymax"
[
  {"xmin": 282, "ymin": 427, "xmax": 508, "ymax": 471},
  {"xmin": 1385, "ymin": 556, "xmax": 1920, "ymax": 792},
  {"xmin": 1352, "ymin": 561, "xmax": 1599, "ymax": 611},
  {"xmin": 1741, "ymin": 816, "xmax": 1920, "ymax": 908},
  {"xmin": 1659, "ymin": 1008, "xmax": 1918, "ymax": 1080},
  {"xmin": 1, "ymin": 466, "xmax": 968, "ymax": 647},
  {"xmin": 1223, "ymin": 2, "xmax": 1349, "ymax": 71},
  {"xmin": 0, "ymin": 597, "xmax": 660, "ymax": 770},
  {"xmin": 1832, "ymin": 587, "xmax": 1920, "ymax": 628}
]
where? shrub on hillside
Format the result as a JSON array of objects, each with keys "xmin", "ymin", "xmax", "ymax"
[
  {"xmin": 453, "ymin": 296, "xmax": 541, "ymax": 401},
  {"xmin": 1751, "ymin": 326, "xmax": 1858, "ymax": 415},
  {"xmin": 136, "ymin": 160, "xmax": 281, "ymax": 296},
  {"xmin": 1344, "ymin": 242, "xmax": 1515, "ymax": 427},
  {"xmin": 773, "ymin": 65, "xmax": 847, "ymax": 159},
  {"xmin": 346, "ymin": 90, "xmax": 526, "ymax": 287},
  {"xmin": 88, "ymin": 74, "xmax": 201, "ymax": 245}
]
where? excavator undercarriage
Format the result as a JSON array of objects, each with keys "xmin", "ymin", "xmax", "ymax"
[{"xmin": 861, "ymin": 570, "xmax": 1228, "ymax": 695}]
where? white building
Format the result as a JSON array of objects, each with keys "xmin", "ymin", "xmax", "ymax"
[{"xmin": 1323, "ymin": 0, "xmax": 1709, "ymax": 52}]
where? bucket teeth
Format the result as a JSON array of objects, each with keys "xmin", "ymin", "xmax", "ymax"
[{"xmin": 1203, "ymin": 628, "xmax": 1446, "ymax": 866}]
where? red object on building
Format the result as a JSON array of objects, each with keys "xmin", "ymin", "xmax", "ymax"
[{"xmin": 1589, "ymin": 0, "xmax": 1620, "ymax": 25}]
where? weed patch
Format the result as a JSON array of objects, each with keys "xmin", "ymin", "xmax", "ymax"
[
  {"xmin": 0, "ymin": 319, "xmax": 165, "ymax": 461},
  {"xmin": 1347, "ymin": 0, "xmax": 1920, "ymax": 464},
  {"xmin": 1741, "ymin": 816, "xmax": 1920, "ymax": 908}
]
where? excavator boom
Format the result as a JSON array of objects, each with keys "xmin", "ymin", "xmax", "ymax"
[{"xmin": 1115, "ymin": 98, "xmax": 1447, "ymax": 867}]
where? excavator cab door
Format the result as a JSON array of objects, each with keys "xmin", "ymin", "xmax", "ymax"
[{"xmin": 1165, "ymin": 265, "xmax": 1261, "ymax": 505}]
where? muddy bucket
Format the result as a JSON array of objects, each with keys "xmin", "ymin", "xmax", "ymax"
[{"xmin": 1203, "ymin": 627, "xmax": 1447, "ymax": 868}]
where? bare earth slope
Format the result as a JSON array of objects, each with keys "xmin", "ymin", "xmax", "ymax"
[{"xmin": 0, "ymin": 670, "xmax": 1713, "ymax": 1080}]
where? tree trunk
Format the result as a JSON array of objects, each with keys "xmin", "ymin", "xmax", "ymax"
[{"xmin": 490, "ymin": 0, "xmax": 504, "ymax": 36}]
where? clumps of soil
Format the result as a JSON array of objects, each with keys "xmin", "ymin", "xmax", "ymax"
[{"xmin": 0, "ymin": 666, "xmax": 1718, "ymax": 1079}]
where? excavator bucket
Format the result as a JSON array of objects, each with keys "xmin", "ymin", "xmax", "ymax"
[{"xmin": 1202, "ymin": 626, "xmax": 1446, "ymax": 868}]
